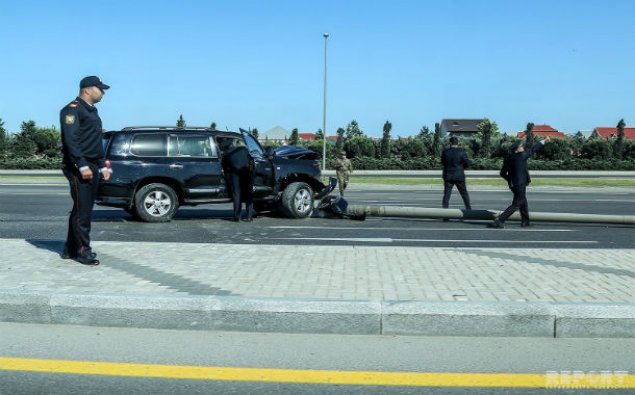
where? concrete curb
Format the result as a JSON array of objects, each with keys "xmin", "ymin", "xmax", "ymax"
[{"xmin": 1, "ymin": 290, "xmax": 632, "ymax": 338}]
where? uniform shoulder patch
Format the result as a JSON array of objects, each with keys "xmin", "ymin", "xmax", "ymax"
[
  {"xmin": 64, "ymin": 114, "xmax": 76, "ymax": 125},
  {"xmin": 68, "ymin": 100, "xmax": 79, "ymax": 108}
]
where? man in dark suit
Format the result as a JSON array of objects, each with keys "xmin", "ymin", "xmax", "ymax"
[
  {"xmin": 441, "ymin": 136, "xmax": 472, "ymax": 214},
  {"xmin": 493, "ymin": 136, "xmax": 550, "ymax": 228},
  {"xmin": 222, "ymin": 139, "xmax": 255, "ymax": 222}
]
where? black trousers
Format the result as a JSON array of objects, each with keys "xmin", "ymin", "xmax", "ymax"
[
  {"xmin": 442, "ymin": 180, "xmax": 471, "ymax": 209},
  {"xmin": 498, "ymin": 184, "xmax": 529, "ymax": 223},
  {"xmin": 230, "ymin": 168, "xmax": 255, "ymax": 219},
  {"xmin": 63, "ymin": 164, "xmax": 99, "ymax": 258}
]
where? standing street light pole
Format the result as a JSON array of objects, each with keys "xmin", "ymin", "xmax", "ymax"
[{"xmin": 322, "ymin": 32, "xmax": 329, "ymax": 171}]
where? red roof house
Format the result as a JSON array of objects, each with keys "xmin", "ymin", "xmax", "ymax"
[
  {"xmin": 517, "ymin": 124, "xmax": 568, "ymax": 139},
  {"xmin": 298, "ymin": 133, "xmax": 316, "ymax": 141},
  {"xmin": 591, "ymin": 127, "xmax": 635, "ymax": 140}
]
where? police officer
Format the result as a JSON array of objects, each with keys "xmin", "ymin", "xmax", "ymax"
[
  {"xmin": 493, "ymin": 136, "xmax": 550, "ymax": 228},
  {"xmin": 335, "ymin": 151, "xmax": 352, "ymax": 196},
  {"xmin": 222, "ymin": 139, "xmax": 255, "ymax": 222},
  {"xmin": 441, "ymin": 136, "xmax": 472, "ymax": 215},
  {"xmin": 60, "ymin": 76, "xmax": 111, "ymax": 265}
]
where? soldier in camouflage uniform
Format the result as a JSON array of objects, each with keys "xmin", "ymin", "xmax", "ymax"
[{"xmin": 334, "ymin": 151, "xmax": 353, "ymax": 196}]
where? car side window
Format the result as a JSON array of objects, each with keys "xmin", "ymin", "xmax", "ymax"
[
  {"xmin": 130, "ymin": 133, "xmax": 168, "ymax": 157},
  {"xmin": 106, "ymin": 133, "xmax": 128, "ymax": 156},
  {"xmin": 169, "ymin": 135, "xmax": 217, "ymax": 158}
]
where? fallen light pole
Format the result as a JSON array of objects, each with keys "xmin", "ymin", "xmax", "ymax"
[{"xmin": 345, "ymin": 205, "xmax": 635, "ymax": 226}]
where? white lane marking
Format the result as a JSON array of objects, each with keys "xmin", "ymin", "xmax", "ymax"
[
  {"xmin": 268, "ymin": 226, "xmax": 574, "ymax": 232},
  {"xmin": 269, "ymin": 237, "xmax": 596, "ymax": 244}
]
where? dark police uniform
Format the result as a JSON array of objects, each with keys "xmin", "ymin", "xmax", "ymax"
[
  {"xmin": 441, "ymin": 145, "xmax": 472, "ymax": 210},
  {"xmin": 495, "ymin": 140, "xmax": 546, "ymax": 227},
  {"xmin": 222, "ymin": 144, "xmax": 255, "ymax": 221},
  {"xmin": 60, "ymin": 87, "xmax": 108, "ymax": 264}
]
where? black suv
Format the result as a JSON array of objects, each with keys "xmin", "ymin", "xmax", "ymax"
[{"xmin": 97, "ymin": 126, "xmax": 334, "ymax": 222}]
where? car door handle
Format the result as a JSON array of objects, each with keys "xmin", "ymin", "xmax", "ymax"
[{"xmin": 169, "ymin": 163, "xmax": 184, "ymax": 168}]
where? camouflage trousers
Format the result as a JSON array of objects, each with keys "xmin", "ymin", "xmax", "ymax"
[{"xmin": 337, "ymin": 173, "xmax": 350, "ymax": 196}]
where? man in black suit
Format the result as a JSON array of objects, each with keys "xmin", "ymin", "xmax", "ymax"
[
  {"xmin": 222, "ymin": 139, "xmax": 255, "ymax": 222},
  {"xmin": 493, "ymin": 136, "xmax": 550, "ymax": 228},
  {"xmin": 441, "ymin": 136, "xmax": 472, "ymax": 215}
]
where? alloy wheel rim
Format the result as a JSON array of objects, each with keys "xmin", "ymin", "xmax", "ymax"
[
  {"xmin": 144, "ymin": 191, "xmax": 171, "ymax": 216},
  {"xmin": 294, "ymin": 188, "xmax": 311, "ymax": 214}
]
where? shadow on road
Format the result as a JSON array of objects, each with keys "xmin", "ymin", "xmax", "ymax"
[{"xmin": 26, "ymin": 239, "xmax": 64, "ymax": 256}]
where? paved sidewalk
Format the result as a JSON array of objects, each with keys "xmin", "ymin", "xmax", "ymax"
[{"xmin": 1, "ymin": 238, "xmax": 633, "ymax": 338}]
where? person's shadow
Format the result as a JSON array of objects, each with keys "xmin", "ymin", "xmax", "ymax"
[{"xmin": 26, "ymin": 239, "xmax": 65, "ymax": 257}]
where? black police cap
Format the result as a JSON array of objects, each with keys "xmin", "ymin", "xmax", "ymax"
[{"xmin": 80, "ymin": 76, "xmax": 110, "ymax": 90}]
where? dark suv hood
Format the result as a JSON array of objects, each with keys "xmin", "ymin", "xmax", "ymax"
[{"xmin": 273, "ymin": 145, "xmax": 318, "ymax": 160}]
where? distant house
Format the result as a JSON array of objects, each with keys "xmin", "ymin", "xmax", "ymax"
[
  {"xmin": 440, "ymin": 119, "xmax": 484, "ymax": 138},
  {"xmin": 260, "ymin": 126, "xmax": 290, "ymax": 143},
  {"xmin": 517, "ymin": 124, "xmax": 568, "ymax": 139},
  {"xmin": 299, "ymin": 133, "xmax": 316, "ymax": 141},
  {"xmin": 591, "ymin": 127, "xmax": 635, "ymax": 140}
]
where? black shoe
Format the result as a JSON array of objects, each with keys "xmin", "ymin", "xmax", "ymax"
[
  {"xmin": 442, "ymin": 218, "xmax": 450, "ymax": 222},
  {"xmin": 491, "ymin": 219, "xmax": 505, "ymax": 229},
  {"xmin": 242, "ymin": 217, "xmax": 253, "ymax": 222},
  {"xmin": 521, "ymin": 222, "xmax": 532, "ymax": 228},
  {"xmin": 75, "ymin": 256, "xmax": 100, "ymax": 266},
  {"xmin": 62, "ymin": 249, "xmax": 96, "ymax": 260}
]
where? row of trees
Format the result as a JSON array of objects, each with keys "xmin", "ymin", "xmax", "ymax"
[
  {"xmin": 1, "ymin": 116, "xmax": 633, "ymax": 170},
  {"xmin": 0, "ymin": 119, "xmax": 62, "ymax": 160},
  {"xmin": 283, "ymin": 119, "xmax": 634, "ymax": 162},
  {"xmin": 172, "ymin": 114, "xmax": 634, "ymax": 163}
]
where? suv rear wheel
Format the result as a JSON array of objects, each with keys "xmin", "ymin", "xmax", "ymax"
[
  {"xmin": 134, "ymin": 183, "xmax": 179, "ymax": 222},
  {"xmin": 281, "ymin": 182, "xmax": 314, "ymax": 219}
]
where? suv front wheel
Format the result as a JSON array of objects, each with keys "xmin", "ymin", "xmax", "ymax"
[
  {"xmin": 134, "ymin": 183, "xmax": 179, "ymax": 222},
  {"xmin": 281, "ymin": 182, "xmax": 314, "ymax": 219}
]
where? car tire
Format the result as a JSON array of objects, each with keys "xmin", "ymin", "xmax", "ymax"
[
  {"xmin": 281, "ymin": 182, "xmax": 314, "ymax": 219},
  {"xmin": 134, "ymin": 183, "xmax": 179, "ymax": 222}
]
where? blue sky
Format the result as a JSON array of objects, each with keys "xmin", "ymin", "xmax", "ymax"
[{"xmin": 1, "ymin": 0, "xmax": 633, "ymax": 137}]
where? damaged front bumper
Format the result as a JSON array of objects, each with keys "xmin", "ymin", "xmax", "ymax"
[{"xmin": 314, "ymin": 177, "xmax": 337, "ymax": 202}]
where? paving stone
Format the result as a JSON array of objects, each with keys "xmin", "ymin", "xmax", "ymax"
[{"xmin": 0, "ymin": 239, "xmax": 633, "ymax": 305}]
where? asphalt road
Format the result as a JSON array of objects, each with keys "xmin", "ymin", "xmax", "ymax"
[
  {"xmin": 0, "ymin": 183, "xmax": 634, "ymax": 249},
  {"xmin": 1, "ymin": 322, "xmax": 633, "ymax": 395}
]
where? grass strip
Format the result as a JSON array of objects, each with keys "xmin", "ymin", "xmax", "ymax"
[{"xmin": 345, "ymin": 177, "xmax": 635, "ymax": 188}]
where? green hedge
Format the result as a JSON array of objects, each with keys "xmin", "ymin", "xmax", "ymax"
[
  {"xmin": 0, "ymin": 157, "xmax": 62, "ymax": 169},
  {"xmin": 1, "ymin": 156, "xmax": 633, "ymax": 171}
]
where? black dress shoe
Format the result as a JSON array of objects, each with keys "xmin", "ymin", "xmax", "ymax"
[
  {"xmin": 62, "ymin": 249, "xmax": 97, "ymax": 260},
  {"xmin": 491, "ymin": 219, "xmax": 505, "ymax": 229},
  {"xmin": 242, "ymin": 217, "xmax": 253, "ymax": 222},
  {"xmin": 75, "ymin": 256, "xmax": 100, "ymax": 266},
  {"xmin": 521, "ymin": 222, "xmax": 532, "ymax": 228}
]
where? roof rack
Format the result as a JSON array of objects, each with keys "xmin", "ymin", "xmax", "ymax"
[{"xmin": 121, "ymin": 126, "xmax": 216, "ymax": 131}]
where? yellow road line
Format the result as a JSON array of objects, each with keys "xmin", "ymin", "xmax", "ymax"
[{"xmin": 0, "ymin": 357, "xmax": 633, "ymax": 388}]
